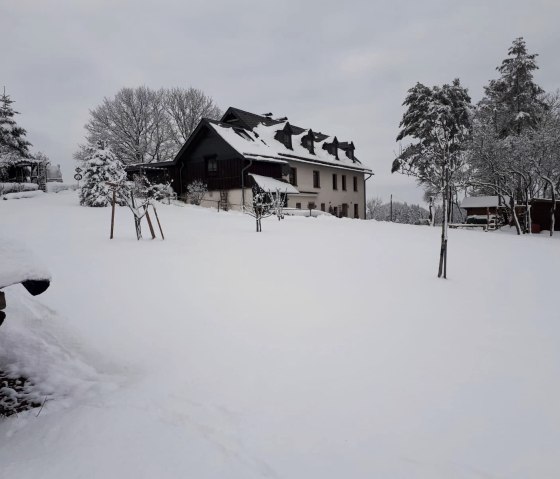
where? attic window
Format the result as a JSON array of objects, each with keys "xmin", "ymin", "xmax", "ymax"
[
  {"xmin": 329, "ymin": 138, "xmax": 339, "ymax": 160},
  {"xmin": 280, "ymin": 122, "xmax": 293, "ymax": 150},
  {"xmin": 346, "ymin": 144, "xmax": 355, "ymax": 161},
  {"xmin": 302, "ymin": 130, "xmax": 315, "ymax": 154},
  {"xmin": 284, "ymin": 132, "xmax": 292, "ymax": 149}
]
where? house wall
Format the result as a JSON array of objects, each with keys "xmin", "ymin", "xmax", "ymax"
[
  {"xmin": 175, "ymin": 128, "xmax": 283, "ymax": 198},
  {"xmin": 466, "ymin": 207, "xmax": 498, "ymax": 216},
  {"xmin": 283, "ymin": 160, "xmax": 366, "ymax": 219},
  {"xmin": 530, "ymin": 201, "xmax": 560, "ymax": 231}
]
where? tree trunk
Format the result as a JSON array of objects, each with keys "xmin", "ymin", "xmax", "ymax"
[
  {"xmin": 131, "ymin": 192, "xmax": 142, "ymax": 240},
  {"xmin": 438, "ymin": 165, "xmax": 449, "ymax": 279},
  {"xmin": 551, "ymin": 189, "xmax": 556, "ymax": 237},
  {"xmin": 510, "ymin": 196, "xmax": 521, "ymax": 235},
  {"xmin": 525, "ymin": 191, "xmax": 532, "ymax": 235}
]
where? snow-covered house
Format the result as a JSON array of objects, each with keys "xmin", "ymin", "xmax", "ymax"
[
  {"xmin": 461, "ymin": 196, "xmax": 508, "ymax": 216},
  {"xmin": 127, "ymin": 107, "xmax": 374, "ymax": 218},
  {"xmin": 46, "ymin": 163, "xmax": 63, "ymax": 182}
]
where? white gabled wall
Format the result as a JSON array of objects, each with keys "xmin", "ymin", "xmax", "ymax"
[{"xmin": 283, "ymin": 160, "xmax": 366, "ymax": 219}]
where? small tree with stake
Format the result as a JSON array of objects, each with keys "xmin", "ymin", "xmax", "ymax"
[
  {"xmin": 245, "ymin": 185, "xmax": 276, "ymax": 232},
  {"xmin": 393, "ymin": 79, "xmax": 472, "ymax": 278},
  {"xmin": 108, "ymin": 173, "xmax": 168, "ymax": 240}
]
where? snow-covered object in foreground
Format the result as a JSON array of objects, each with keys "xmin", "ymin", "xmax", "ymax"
[
  {"xmin": 79, "ymin": 144, "xmax": 126, "ymax": 207},
  {"xmin": 2, "ymin": 190, "xmax": 44, "ymax": 201},
  {"xmin": 1, "ymin": 192, "xmax": 560, "ymax": 479},
  {"xmin": 0, "ymin": 182, "xmax": 39, "ymax": 194},
  {"xmin": 0, "ymin": 237, "xmax": 50, "ymax": 295}
]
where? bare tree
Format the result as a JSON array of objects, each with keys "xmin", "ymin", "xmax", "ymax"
[
  {"xmin": 244, "ymin": 185, "xmax": 276, "ymax": 232},
  {"xmin": 79, "ymin": 86, "xmax": 221, "ymax": 165},
  {"xmin": 164, "ymin": 87, "xmax": 221, "ymax": 147},
  {"xmin": 366, "ymin": 197, "xmax": 383, "ymax": 219}
]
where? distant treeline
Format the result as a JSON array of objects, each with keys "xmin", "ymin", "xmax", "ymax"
[{"xmin": 366, "ymin": 197, "xmax": 465, "ymax": 225}]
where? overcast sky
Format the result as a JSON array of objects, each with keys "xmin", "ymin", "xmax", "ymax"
[{"xmin": 3, "ymin": 0, "xmax": 559, "ymax": 204}]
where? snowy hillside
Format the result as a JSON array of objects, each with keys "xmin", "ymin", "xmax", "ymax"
[{"xmin": 1, "ymin": 192, "xmax": 559, "ymax": 479}]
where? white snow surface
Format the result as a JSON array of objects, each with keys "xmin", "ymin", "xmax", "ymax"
[
  {"xmin": 0, "ymin": 237, "xmax": 51, "ymax": 290},
  {"xmin": 209, "ymin": 121, "xmax": 372, "ymax": 173},
  {"xmin": 460, "ymin": 195, "xmax": 510, "ymax": 208},
  {"xmin": 1, "ymin": 192, "xmax": 559, "ymax": 479},
  {"xmin": 2, "ymin": 190, "xmax": 44, "ymax": 201}
]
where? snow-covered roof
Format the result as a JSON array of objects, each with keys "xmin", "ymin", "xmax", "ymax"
[
  {"xmin": 0, "ymin": 237, "xmax": 51, "ymax": 295},
  {"xmin": 208, "ymin": 116, "xmax": 372, "ymax": 173},
  {"xmin": 461, "ymin": 196, "xmax": 510, "ymax": 209},
  {"xmin": 248, "ymin": 174, "xmax": 299, "ymax": 194},
  {"xmin": 208, "ymin": 123, "xmax": 287, "ymax": 164}
]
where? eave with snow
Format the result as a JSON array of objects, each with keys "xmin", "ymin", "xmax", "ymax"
[{"xmin": 127, "ymin": 107, "xmax": 373, "ymax": 219}]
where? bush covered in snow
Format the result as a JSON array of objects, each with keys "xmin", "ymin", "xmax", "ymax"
[
  {"xmin": 79, "ymin": 143, "xmax": 126, "ymax": 207},
  {"xmin": 0, "ymin": 182, "xmax": 39, "ymax": 195},
  {"xmin": 47, "ymin": 182, "xmax": 78, "ymax": 194},
  {"xmin": 2, "ymin": 190, "xmax": 44, "ymax": 201},
  {"xmin": 186, "ymin": 180, "xmax": 207, "ymax": 205}
]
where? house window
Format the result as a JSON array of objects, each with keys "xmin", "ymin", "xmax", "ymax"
[
  {"xmin": 313, "ymin": 170, "xmax": 320, "ymax": 188},
  {"xmin": 289, "ymin": 167, "xmax": 297, "ymax": 186},
  {"xmin": 333, "ymin": 206, "xmax": 338, "ymax": 217},
  {"xmin": 353, "ymin": 176, "xmax": 358, "ymax": 192},
  {"xmin": 296, "ymin": 202, "xmax": 301, "ymax": 209},
  {"xmin": 354, "ymin": 203, "xmax": 359, "ymax": 218},
  {"xmin": 206, "ymin": 156, "xmax": 218, "ymax": 176},
  {"xmin": 332, "ymin": 174, "xmax": 337, "ymax": 190},
  {"xmin": 342, "ymin": 203, "xmax": 348, "ymax": 217},
  {"xmin": 321, "ymin": 203, "xmax": 325, "ymax": 212},
  {"xmin": 341, "ymin": 175, "xmax": 347, "ymax": 191}
]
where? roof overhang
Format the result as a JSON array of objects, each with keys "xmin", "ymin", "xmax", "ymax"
[{"xmin": 249, "ymin": 174, "xmax": 299, "ymax": 194}]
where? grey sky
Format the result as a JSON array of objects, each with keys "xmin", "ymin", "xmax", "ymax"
[{"xmin": 3, "ymin": 0, "xmax": 560, "ymax": 204}]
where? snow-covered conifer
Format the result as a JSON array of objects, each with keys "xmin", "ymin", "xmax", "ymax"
[
  {"xmin": 79, "ymin": 142, "xmax": 126, "ymax": 207},
  {"xmin": 0, "ymin": 89, "xmax": 32, "ymax": 159}
]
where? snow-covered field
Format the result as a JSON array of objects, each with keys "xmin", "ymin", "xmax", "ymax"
[{"xmin": 1, "ymin": 192, "xmax": 559, "ymax": 479}]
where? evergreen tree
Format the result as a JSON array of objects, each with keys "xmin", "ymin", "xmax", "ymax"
[
  {"xmin": 0, "ymin": 88, "xmax": 32, "ymax": 159},
  {"xmin": 79, "ymin": 142, "xmax": 126, "ymax": 207},
  {"xmin": 481, "ymin": 37, "xmax": 546, "ymax": 136}
]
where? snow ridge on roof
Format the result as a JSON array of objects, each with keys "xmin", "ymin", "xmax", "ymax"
[
  {"xmin": 211, "ymin": 111, "xmax": 372, "ymax": 173},
  {"xmin": 461, "ymin": 196, "xmax": 510, "ymax": 208}
]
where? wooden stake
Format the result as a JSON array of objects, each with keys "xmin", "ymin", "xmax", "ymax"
[
  {"xmin": 144, "ymin": 206, "xmax": 156, "ymax": 239},
  {"xmin": 152, "ymin": 204, "xmax": 165, "ymax": 240},
  {"xmin": 110, "ymin": 189, "xmax": 116, "ymax": 239}
]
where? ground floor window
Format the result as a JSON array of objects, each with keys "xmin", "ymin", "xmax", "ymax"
[
  {"xmin": 296, "ymin": 202, "xmax": 301, "ymax": 209},
  {"xmin": 289, "ymin": 167, "xmax": 298, "ymax": 186},
  {"xmin": 354, "ymin": 203, "xmax": 359, "ymax": 218},
  {"xmin": 321, "ymin": 203, "xmax": 325, "ymax": 212},
  {"xmin": 341, "ymin": 203, "xmax": 348, "ymax": 217}
]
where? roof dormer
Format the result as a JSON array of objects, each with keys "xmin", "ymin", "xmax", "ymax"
[
  {"xmin": 302, "ymin": 129, "xmax": 315, "ymax": 154},
  {"xmin": 345, "ymin": 142, "xmax": 355, "ymax": 161},
  {"xmin": 323, "ymin": 137, "xmax": 339, "ymax": 159},
  {"xmin": 275, "ymin": 122, "xmax": 294, "ymax": 150}
]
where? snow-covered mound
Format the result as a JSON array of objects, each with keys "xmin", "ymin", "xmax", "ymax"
[{"xmin": 0, "ymin": 192, "xmax": 559, "ymax": 479}]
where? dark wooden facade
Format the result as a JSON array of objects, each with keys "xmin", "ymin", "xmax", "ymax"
[
  {"xmin": 127, "ymin": 120, "xmax": 284, "ymax": 198},
  {"xmin": 530, "ymin": 199, "xmax": 560, "ymax": 232}
]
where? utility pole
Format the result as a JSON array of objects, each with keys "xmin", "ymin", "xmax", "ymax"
[{"xmin": 390, "ymin": 194, "xmax": 393, "ymax": 222}]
